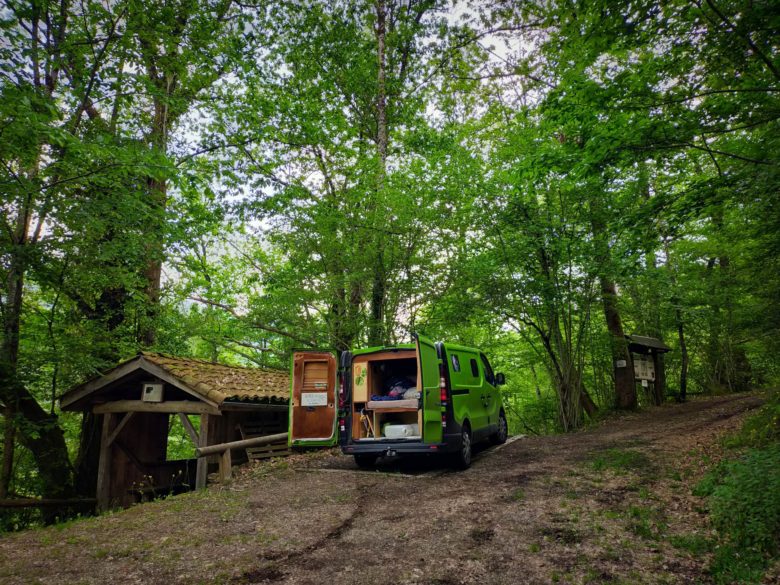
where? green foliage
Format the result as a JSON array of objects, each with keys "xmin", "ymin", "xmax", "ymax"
[
  {"xmin": 694, "ymin": 400, "xmax": 780, "ymax": 585},
  {"xmin": 723, "ymin": 389, "xmax": 780, "ymax": 449},
  {"xmin": 2, "ymin": 0, "xmax": 780, "ymax": 532},
  {"xmin": 698, "ymin": 445, "xmax": 780, "ymax": 553}
]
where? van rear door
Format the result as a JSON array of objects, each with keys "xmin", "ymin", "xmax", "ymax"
[
  {"xmin": 288, "ymin": 351, "xmax": 338, "ymax": 447},
  {"xmin": 415, "ymin": 334, "xmax": 443, "ymax": 444}
]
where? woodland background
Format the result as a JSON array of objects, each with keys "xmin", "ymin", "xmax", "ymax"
[{"xmin": 0, "ymin": 0, "xmax": 778, "ymax": 529}]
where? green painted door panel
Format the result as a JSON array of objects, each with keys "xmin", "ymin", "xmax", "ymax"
[
  {"xmin": 446, "ymin": 348, "xmax": 487, "ymax": 431},
  {"xmin": 416, "ymin": 333, "xmax": 443, "ymax": 444}
]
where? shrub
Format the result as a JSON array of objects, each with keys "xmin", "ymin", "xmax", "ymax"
[{"xmin": 693, "ymin": 390, "xmax": 780, "ymax": 583}]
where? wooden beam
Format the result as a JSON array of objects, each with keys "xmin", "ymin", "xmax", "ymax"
[
  {"xmin": 0, "ymin": 498, "xmax": 96, "ymax": 509},
  {"xmin": 96, "ymin": 413, "xmax": 113, "ymax": 512},
  {"xmin": 178, "ymin": 413, "xmax": 199, "ymax": 446},
  {"xmin": 93, "ymin": 400, "xmax": 219, "ymax": 415},
  {"xmin": 195, "ymin": 414, "xmax": 209, "ymax": 489},
  {"xmin": 105, "ymin": 412, "xmax": 135, "ymax": 447},
  {"xmin": 219, "ymin": 403, "xmax": 288, "ymax": 412},
  {"xmin": 196, "ymin": 432, "xmax": 289, "ymax": 457}
]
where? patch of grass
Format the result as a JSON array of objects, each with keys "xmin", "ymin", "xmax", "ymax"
[
  {"xmin": 529, "ymin": 542, "xmax": 541, "ymax": 553},
  {"xmin": 512, "ymin": 488, "xmax": 525, "ymax": 501},
  {"xmin": 626, "ymin": 505, "xmax": 666, "ymax": 541},
  {"xmin": 669, "ymin": 533, "xmax": 712, "ymax": 556},
  {"xmin": 589, "ymin": 449, "xmax": 652, "ymax": 475}
]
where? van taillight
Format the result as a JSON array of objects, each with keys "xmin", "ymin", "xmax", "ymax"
[
  {"xmin": 439, "ymin": 376, "xmax": 447, "ymax": 405},
  {"xmin": 338, "ymin": 375, "xmax": 346, "ymax": 408},
  {"xmin": 339, "ymin": 418, "xmax": 345, "ymax": 432}
]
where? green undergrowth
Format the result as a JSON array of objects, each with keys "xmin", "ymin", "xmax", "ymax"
[{"xmin": 693, "ymin": 390, "xmax": 780, "ymax": 584}]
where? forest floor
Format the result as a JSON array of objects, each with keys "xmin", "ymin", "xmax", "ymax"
[{"xmin": 0, "ymin": 393, "xmax": 775, "ymax": 585}]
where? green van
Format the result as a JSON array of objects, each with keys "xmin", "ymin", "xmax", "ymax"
[{"xmin": 288, "ymin": 334, "xmax": 507, "ymax": 468}]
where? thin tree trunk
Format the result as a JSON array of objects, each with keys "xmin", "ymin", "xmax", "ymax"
[
  {"xmin": 0, "ymin": 406, "xmax": 14, "ymax": 498},
  {"xmin": 677, "ymin": 308, "xmax": 688, "ymax": 402},
  {"xmin": 369, "ymin": 0, "xmax": 388, "ymax": 346}
]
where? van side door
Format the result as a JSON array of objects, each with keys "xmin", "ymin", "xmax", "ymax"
[
  {"xmin": 288, "ymin": 351, "xmax": 339, "ymax": 447},
  {"xmin": 446, "ymin": 348, "xmax": 488, "ymax": 433},
  {"xmin": 480, "ymin": 353, "xmax": 500, "ymax": 427}
]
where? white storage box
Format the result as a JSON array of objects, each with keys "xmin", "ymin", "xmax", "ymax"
[{"xmin": 382, "ymin": 423, "xmax": 420, "ymax": 438}]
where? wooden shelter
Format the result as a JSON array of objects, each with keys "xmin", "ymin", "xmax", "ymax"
[
  {"xmin": 60, "ymin": 352, "xmax": 289, "ymax": 511},
  {"xmin": 626, "ymin": 335, "xmax": 672, "ymax": 405}
]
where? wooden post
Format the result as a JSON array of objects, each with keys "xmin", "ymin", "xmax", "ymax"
[
  {"xmin": 96, "ymin": 413, "xmax": 114, "ymax": 512},
  {"xmin": 195, "ymin": 414, "xmax": 209, "ymax": 489},
  {"xmin": 220, "ymin": 448, "xmax": 232, "ymax": 482}
]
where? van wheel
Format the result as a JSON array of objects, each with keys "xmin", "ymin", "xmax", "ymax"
[
  {"xmin": 354, "ymin": 454, "xmax": 378, "ymax": 469},
  {"xmin": 453, "ymin": 424, "xmax": 472, "ymax": 470},
  {"xmin": 491, "ymin": 410, "xmax": 508, "ymax": 445}
]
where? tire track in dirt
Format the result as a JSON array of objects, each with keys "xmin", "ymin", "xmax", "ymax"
[{"xmin": 233, "ymin": 481, "xmax": 377, "ymax": 583}]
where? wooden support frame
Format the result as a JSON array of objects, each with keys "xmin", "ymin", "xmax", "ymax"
[
  {"xmin": 93, "ymin": 400, "xmax": 219, "ymax": 415},
  {"xmin": 178, "ymin": 413, "xmax": 199, "ymax": 446},
  {"xmin": 106, "ymin": 412, "xmax": 134, "ymax": 447}
]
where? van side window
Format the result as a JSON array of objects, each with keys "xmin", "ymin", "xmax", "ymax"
[
  {"xmin": 470, "ymin": 358, "xmax": 479, "ymax": 378},
  {"xmin": 481, "ymin": 354, "xmax": 495, "ymax": 385},
  {"xmin": 451, "ymin": 354, "xmax": 460, "ymax": 372}
]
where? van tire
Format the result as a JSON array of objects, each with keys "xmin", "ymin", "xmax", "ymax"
[
  {"xmin": 491, "ymin": 410, "xmax": 508, "ymax": 445},
  {"xmin": 453, "ymin": 423, "xmax": 472, "ymax": 470},
  {"xmin": 354, "ymin": 454, "xmax": 378, "ymax": 469}
]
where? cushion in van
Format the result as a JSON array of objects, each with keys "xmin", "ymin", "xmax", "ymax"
[{"xmin": 367, "ymin": 399, "xmax": 418, "ymax": 410}]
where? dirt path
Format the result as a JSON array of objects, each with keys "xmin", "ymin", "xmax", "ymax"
[{"xmin": 0, "ymin": 394, "xmax": 766, "ymax": 585}]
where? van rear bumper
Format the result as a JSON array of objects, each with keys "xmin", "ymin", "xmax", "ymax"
[{"xmin": 342, "ymin": 432, "xmax": 461, "ymax": 456}]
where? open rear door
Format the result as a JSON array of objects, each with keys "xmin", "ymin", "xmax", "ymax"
[
  {"xmin": 415, "ymin": 334, "xmax": 443, "ymax": 444},
  {"xmin": 288, "ymin": 351, "xmax": 338, "ymax": 447}
]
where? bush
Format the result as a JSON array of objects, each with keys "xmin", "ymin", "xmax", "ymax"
[
  {"xmin": 707, "ymin": 444, "xmax": 780, "ymax": 556},
  {"xmin": 695, "ymin": 430, "xmax": 780, "ymax": 582},
  {"xmin": 724, "ymin": 388, "xmax": 780, "ymax": 449}
]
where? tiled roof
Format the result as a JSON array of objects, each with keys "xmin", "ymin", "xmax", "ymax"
[{"xmin": 139, "ymin": 352, "xmax": 289, "ymax": 405}]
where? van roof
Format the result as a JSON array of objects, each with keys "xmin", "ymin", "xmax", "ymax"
[
  {"xmin": 441, "ymin": 342, "xmax": 480, "ymax": 354},
  {"xmin": 350, "ymin": 341, "xmax": 482, "ymax": 358},
  {"xmin": 351, "ymin": 344, "xmax": 415, "ymax": 357}
]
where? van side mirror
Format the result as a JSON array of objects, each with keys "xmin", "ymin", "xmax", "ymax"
[{"xmin": 495, "ymin": 372, "xmax": 506, "ymax": 386}]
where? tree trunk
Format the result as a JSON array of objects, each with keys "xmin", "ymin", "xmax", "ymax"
[
  {"xmin": 0, "ymin": 365, "xmax": 74, "ymax": 523},
  {"xmin": 368, "ymin": 0, "xmax": 388, "ymax": 346},
  {"xmin": 600, "ymin": 276, "xmax": 636, "ymax": 409},
  {"xmin": 140, "ymin": 100, "xmax": 169, "ymax": 347},
  {"xmin": 0, "ymin": 406, "xmax": 14, "ymax": 498},
  {"xmin": 2, "ymin": 213, "xmax": 74, "ymax": 522},
  {"xmin": 677, "ymin": 309, "xmax": 688, "ymax": 402},
  {"xmin": 652, "ymin": 352, "xmax": 665, "ymax": 406}
]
